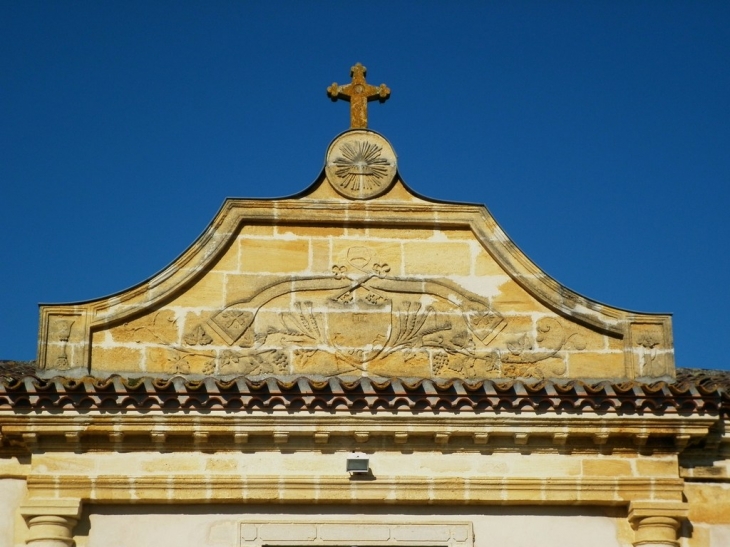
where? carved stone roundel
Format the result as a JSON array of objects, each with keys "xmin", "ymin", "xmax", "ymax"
[{"xmin": 325, "ymin": 130, "xmax": 397, "ymax": 200}]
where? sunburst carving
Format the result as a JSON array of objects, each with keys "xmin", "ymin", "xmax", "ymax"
[{"xmin": 332, "ymin": 140, "xmax": 390, "ymax": 191}]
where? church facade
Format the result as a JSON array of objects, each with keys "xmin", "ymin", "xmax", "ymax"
[{"xmin": 1, "ymin": 64, "xmax": 728, "ymax": 547}]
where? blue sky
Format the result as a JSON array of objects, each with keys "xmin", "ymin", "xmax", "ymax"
[{"xmin": 1, "ymin": 2, "xmax": 729, "ymax": 371}]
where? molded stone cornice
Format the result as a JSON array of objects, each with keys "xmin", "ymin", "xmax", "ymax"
[
  {"xmin": 0, "ymin": 413, "xmax": 717, "ymax": 456},
  {"xmin": 25, "ymin": 474, "xmax": 684, "ymax": 506}
]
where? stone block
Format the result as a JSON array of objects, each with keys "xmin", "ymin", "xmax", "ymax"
[
  {"xmin": 490, "ymin": 278, "xmax": 551, "ymax": 314},
  {"xmin": 403, "ymin": 242, "xmax": 472, "ymax": 276},
  {"xmin": 209, "ymin": 240, "xmax": 239, "ymax": 273},
  {"xmin": 474, "ymin": 249, "xmax": 508, "ymax": 276},
  {"xmin": 568, "ymin": 352, "xmax": 625, "ymax": 379},
  {"xmin": 635, "ymin": 458, "xmax": 678, "ymax": 478},
  {"xmin": 310, "ymin": 238, "xmax": 334, "ymax": 274},
  {"xmin": 33, "ymin": 454, "xmax": 96, "ymax": 475},
  {"xmin": 240, "ymin": 239, "xmax": 310, "ymax": 273},
  {"xmin": 205, "ymin": 458, "xmax": 239, "ymax": 473},
  {"xmin": 240, "ymin": 224, "xmax": 275, "ymax": 237},
  {"xmin": 438, "ymin": 229, "xmax": 474, "ymax": 240},
  {"xmin": 380, "ymin": 180, "xmax": 423, "ymax": 201},
  {"xmin": 277, "ymin": 225, "xmax": 345, "ymax": 238},
  {"xmin": 582, "ymin": 459, "xmax": 632, "ymax": 476},
  {"xmin": 508, "ymin": 455, "xmax": 582, "ymax": 477},
  {"xmin": 141, "ymin": 455, "xmax": 204, "ymax": 474},
  {"xmin": 91, "ymin": 346, "xmax": 143, "ymax": 372},
  {"xmin": 145, "ymin": 346, "xmax": 215, "ymax": 375},
  {"xmin": 331, "ymin": 241, "xmax": 403, "ymax": 277},
  {"xmin": 223, "ymin": 273, "xmax": 284, "ymax": 304},
  {"xmin": 181, "ymin": 312, "xmax": 222, "ymax": 346},
  {"xmin": 170, "ymin": 272, "xmax": 226, "ymax": 308},
  {"xmin": 109, "ymin": 310, "xmax": 179, "ymax": 344},
  {"xmin": 367, "ymin": 227, "xmax": 433, "ymax": 240},
  {"xmin": 685, "ymin": 482, "xmax": 730, "ymax": 524}
]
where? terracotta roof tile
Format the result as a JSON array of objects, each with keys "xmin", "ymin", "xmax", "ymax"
[{"xmin": 0, "ymin": 371, "xmax": 727, "ymax": 416}]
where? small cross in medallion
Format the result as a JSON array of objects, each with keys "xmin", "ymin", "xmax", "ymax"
[{"xmin": 327, "ymin": 63, "xmax": 390, "ymax": 129}]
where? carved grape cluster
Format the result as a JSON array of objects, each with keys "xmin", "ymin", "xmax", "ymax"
[{"xmin": 433, "ymin": 351, "xmax": 449, "ymax": 374}]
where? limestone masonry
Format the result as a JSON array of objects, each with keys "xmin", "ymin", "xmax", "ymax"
[{"xmin": 1, "ymin": 64, "xmax": 728, "ymax": 547}]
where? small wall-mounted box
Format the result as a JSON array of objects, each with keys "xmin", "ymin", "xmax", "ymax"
[{"xmin": 346, "ymin": 452, "xmax": 369, "ymax": 474}]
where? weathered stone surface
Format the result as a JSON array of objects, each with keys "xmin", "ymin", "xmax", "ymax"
[
  {"xmin": 34, "ymin": 127, "xmax": 674, "ymax": 383},
  {"xmin": 6, "ymin": 64, "xmax": 727, "ymax": 547}
]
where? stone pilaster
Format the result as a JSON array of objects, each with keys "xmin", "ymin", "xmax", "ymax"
[
  {"xmin": 628, "ymin": 501, "xmax": 688, "ymax": 547},
  {"xmin": 19, "ymin": 499, "xmax": 81, "ymax": 547}
]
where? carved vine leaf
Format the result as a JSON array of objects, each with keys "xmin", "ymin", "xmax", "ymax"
[
  {"xmin": 183, "ymin": 324, "xmax": 213, "ymax": 346},
  {"xmin": 219, "ymin": 349, "xmax": 240, "ymax": 369},
  {"xmin": 166, "ymin": 350, "xmax": 191, "ymax": 375},
  {"xmin": 294, "ymin": 349, "xmax": 318, "ymax": 366},
  {"xmin": 218, "ymin": 349, "xmax": 288, "ymax": 376}
]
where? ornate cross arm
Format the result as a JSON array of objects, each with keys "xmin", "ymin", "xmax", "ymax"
[{"xmin": 327, "ymin": 63, "xmax": 390, "ymax": 129}]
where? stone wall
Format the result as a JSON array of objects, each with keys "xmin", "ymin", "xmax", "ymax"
[{"xmin": 78, "ymin": 505, "xmax": 627, "ymax": 547}]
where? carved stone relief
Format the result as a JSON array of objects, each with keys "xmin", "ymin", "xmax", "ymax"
[
  {"xmin": 42, "ymin": 313, "xmax": 86, "ymax": 371},
  {"xmin": 325, "ymin": 131, "xmax": 397, "ymax": 199},
  {"xmin": 53, "ymin": 319, "xmax": 74, "ymax": 370},
  {"xmin": 188, "ymin": 246, "xmax": 589, "ymax": 379},
  {"xmin": 117, "ymin": 311, "xmax": 216, "ymax": 375},
  {"xmin": 631, "ymin": 323, "xmax": 668, "ymax": 377}
]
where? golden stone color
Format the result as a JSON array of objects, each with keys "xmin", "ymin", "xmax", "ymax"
[
  {"xmin": 35, "ymin": 125, "xmax": 675, "ymax": 382},
  {"xmin": 325, "ymin": 130, "xmax": 397, "ymax": 199},
  {"xmin": 327, "ymin": 63, "xmax": 390, "ymax": 129},
  {"xmin": 8, "ymin": 73, "xmax": 724, "ymax": 547}
]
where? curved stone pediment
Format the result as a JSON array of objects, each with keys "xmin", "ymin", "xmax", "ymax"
[{"xmin": 37, "ymin": 131, "xmax": 673, "ymax": 382}]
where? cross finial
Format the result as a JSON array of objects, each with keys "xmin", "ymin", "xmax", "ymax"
[{"xmin": 327, "ymin": 63, "xmax": 390, "ymax": 129}]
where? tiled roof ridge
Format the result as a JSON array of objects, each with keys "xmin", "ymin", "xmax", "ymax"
[{"xmin": 0, "ymin": 372, "xmax": 726, "ymax": 415}]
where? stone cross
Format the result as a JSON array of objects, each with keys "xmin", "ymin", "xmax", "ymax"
[{"xmin": 327, "ymin": 63, "xmax": 390, "ymax": 129}]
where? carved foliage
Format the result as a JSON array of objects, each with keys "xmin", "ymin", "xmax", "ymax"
[
  {"xmin": 89, "ymin": 244, "xmax": 607, "ymax": 380},
  {"xmin": 202, "ymin": 246, "xmax": 591, "ymax": 379}
]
